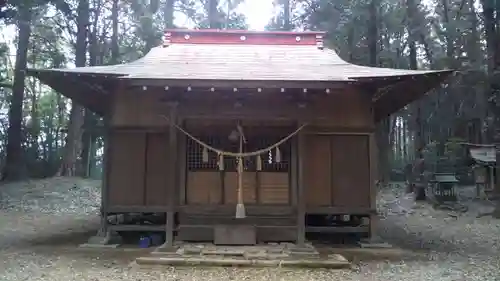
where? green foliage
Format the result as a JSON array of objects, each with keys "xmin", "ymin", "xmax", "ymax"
[
  {"xmin": 0, "ymin": 0, "xmax": 252, "ymax": 178},
  {"xmin": 1, "ymin": 0, "xmax": 498, "ymax": 179}
]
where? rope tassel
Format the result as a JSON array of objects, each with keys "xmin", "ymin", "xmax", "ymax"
[
  {"xmin": 235, "ymin": 157, "xmax": 246, "ymax": 219},
  {"xmin": 202, "ymin": 146, "xmax": 209, "ymax": 163},
  {"xmin": 275, "ymin": 146, "xmax": 281, "ymax": 163},
  {"xmin": 256, "ymin": 154, "xmax": 262, "ymax": 171}
]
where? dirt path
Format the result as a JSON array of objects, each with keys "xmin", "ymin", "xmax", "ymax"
[{"xmin": 0, "ymin": 178, "xmax": 499, "ymax": 281}]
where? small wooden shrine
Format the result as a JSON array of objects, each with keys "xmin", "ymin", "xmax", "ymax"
[
  {"xmin": 468, "ymin": 145, "xmax": 496, "ymax": 196},
  {"xmin": 28, "ymin": 29, "xmax": 452, "ymax": 246}
]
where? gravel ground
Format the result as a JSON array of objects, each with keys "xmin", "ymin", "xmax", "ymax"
[{"xmin": 1, "ymin": 178, "xmax": 500, "ymax": 281}]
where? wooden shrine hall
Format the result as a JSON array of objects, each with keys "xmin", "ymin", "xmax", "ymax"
[{"xmin": 27, "ymin": 29, "xmax": 452, "ymax": 246}]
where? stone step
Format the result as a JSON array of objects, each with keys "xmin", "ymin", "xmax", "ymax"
[
  {"xmin": 201, "ymin": 247, "xmax": 246, "ymax": 256},
  {"xmin": 135, "ymin": 255, "xmax": 351, "ymax": 269}
]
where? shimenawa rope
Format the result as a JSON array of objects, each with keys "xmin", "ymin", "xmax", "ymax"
[{"xmin": 159, "ymin": 115, "xmax": 307, "ymax": 157}]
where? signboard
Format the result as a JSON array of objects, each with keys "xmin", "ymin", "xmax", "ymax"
[{"xmin": 470, "ymin": 147, "xmax": 496, "ymax": 164}]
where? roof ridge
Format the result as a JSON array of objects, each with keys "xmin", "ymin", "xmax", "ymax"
[{"xmin": 162, "ymin": 29, "xmax": 325, "ymax": 48}]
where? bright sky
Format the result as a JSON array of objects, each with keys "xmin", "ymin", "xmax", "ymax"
[
  {"xmin": 1, "ymin": 0, "xmax": 275, "ymax": 58},
  {"xmin": 238, "ymin": 0, "xmax": 275, "ymax": 30},
  {"xmin": 174, "ymin": 0, "xmax": 275, "ymax": 29}
]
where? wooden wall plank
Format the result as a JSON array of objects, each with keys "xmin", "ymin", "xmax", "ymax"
[
  {"xmin": 224, "ymin": 172, "xmax": 257, "ymax": 204},
  {"xmin": 111, "ymin": 89, "xmax": 373, "ymax": 128},
  {"xmin": 144, "ymin": 132, "xmax": 169, "ymax": 206},
  {"xmin": 259, "ymin": 172, "xmax": 290, "ymax": 204},
  {"xmin": 187, "ymin": 171, "xmax": 222, "ymax": 204},
  {"xmin": 108, "ymin": 131, "xmax": 146, "ymax": 206},
  {"xmin": 304, "ymin": 135, "xmax": 332, "ymax": 206},
  {"xmin": 330, "ymin": 135, "xmax": 371, "ymax": 208},
  {"xmin": 304, "ymin": 133, "xmax": 371, "ymax": 211}
]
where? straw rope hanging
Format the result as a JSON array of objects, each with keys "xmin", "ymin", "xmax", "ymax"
[
  {"xmin": 160, "ymin": 115, "xmax": 307, "ymax": 218},
  {"xmin": 159, "ymin": 115, "xmax": 307, "ymax": 158}
]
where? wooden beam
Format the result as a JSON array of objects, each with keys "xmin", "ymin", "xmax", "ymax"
[
  {"xmin": 306, "ymin": 226, "xmax": 369, "ymax": 233},
  {"xmin": 109, "ymin": 224, "xmax": 167, "ymax": 232},
  {"xmin": 125, "ymin": 77, "xmax": 354, "ymax": 90},
  {"xmin": 177, "ymin": 205, "xmax": 294, "ymax": 216},
  {"xmin": 174, "ymin": 101, "xmax": 307, "ymax": 121},
  {"xmin": 107, "ymin": 205, "xmax": 171, "ymax": 213},
  {"xmin": 304, "ymin": 126, "xmax": 375, "ymax": 135}
]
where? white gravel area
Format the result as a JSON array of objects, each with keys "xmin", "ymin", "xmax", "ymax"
[{"xmin": 0, "ymin": 178, "xmax": 499, "ymax": 281}]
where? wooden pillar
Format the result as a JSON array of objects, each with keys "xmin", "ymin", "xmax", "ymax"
[
  {"xmin": 296, "ymin": 122, "xmax": 306, "ymax": 246},
  {"xmin": 165, "ymin": 102, "xmax": 178, "ymax": 247},
  {"xmin": 368, "ymin": 132, "xmax": 378, "ymax": 237},
  {"xmin": 290, "ymin": 137, "xmax": 298, "ymax": 206},
  {"xmin": 178, "ymin": 119, "xmax": 187, "ymax": 205},
  {"xmin": 100, "ymin": 116, "xmax": 111, "ymax": 235}
]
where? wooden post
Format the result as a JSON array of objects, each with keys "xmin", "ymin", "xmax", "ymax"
[
  {"xmin": 296, "ymin": 122, "xmax": 306, "ymax": 246},
  {"xmin": 368, "ymin": 132, "xmax": 378, "ymax": 238},
  {"xmin": 85, "ymin": 133, "xmax": 94, "ymax": 178},
  {"xmin": 165, "ymin": 102, "xmax": 178, "ymax": 247},
  {"xmin": 290, "ymin": 137, "xmax": 298, "ymax": 206},
  {"xmin": 178, "ymin": 120, "xmax": 187, "ymax": 205},
  {"xmin": 100, "ymin": 116, "xmax": 111, "ymax": 236}
]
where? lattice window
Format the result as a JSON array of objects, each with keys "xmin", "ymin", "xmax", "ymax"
[
  {"xmin": 247, "ymin": 136, "xmax": 290, "ymax": 172},
  {"xmin": 187, "ymin": 136, "xmax": 223, "ymax": 171}
]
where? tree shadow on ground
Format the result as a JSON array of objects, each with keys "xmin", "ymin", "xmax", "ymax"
[
  {"xmin": 376, "ymin": 216, "xmax": 494, "ymax": 256},
  {"xmin": 26, "ymin": 229, "xmax": 97, "ymax": 246}
]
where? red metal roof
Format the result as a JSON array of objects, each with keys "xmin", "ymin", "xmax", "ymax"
[{"xmin": 163, "ymin": 29, "xmax": 326, "ymax": 46}]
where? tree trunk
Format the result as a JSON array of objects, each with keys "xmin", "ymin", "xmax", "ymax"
[
  {"xmin": 111, "ymin": 0, "xmax": 120, "ymax": 64},
  {"xmin": 465, "ymin": 0, "xmax": 486, "ymax": 143},
  {"xmin": 208, "ymin": 0, "xmax": 219, "ymax": 28},
  {"xmin": 406, "ymin": 0, "xmax": 425, "ymax": 196},
  {"xmin": 58, "ymin": 0, "xmax": 89, "ymax": 177},
  {"xmin": 79, "ymin": 0, "xmax": 103, "ymax": 177},
  {"xmin": 164, "ymin": 0, "xmax": 175, "ymax": 29},
  {"xmin": 2, "ymin": 5, "xmax": 32, "ymax": 181},
  {"xmin": 283, "ymin": 0, "xmax": 291, "ymax": 31},
  {"xmin": 367, "ymin": 0, "xmax": 389, "ymax": 184}
]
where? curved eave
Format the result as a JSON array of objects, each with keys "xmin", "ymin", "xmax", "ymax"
[
  {"xmin": 370, "ymin": 70, "xmax": 455, "ymax": 122},
  {"xmin": 27, "ymin": 65, "xmax": 454, "ymax": 122},
  {"xmin": 120, "ymin": 75, "xmax": 356, "ymax": 89},
  {"xmin": 28, "ymin": 69, "xmax": 115, "ymax": 116},
  {"xmin": 27, "ymin": 68, "xmax": 125, "ymax": 78}
]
